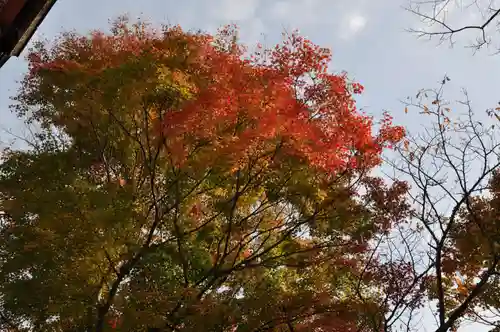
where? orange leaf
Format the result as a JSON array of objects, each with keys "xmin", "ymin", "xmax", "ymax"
[{"xmin": 458, "ymin": 285, "xmax": 468, "ymax": 296}]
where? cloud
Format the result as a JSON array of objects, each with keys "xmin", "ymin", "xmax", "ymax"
[
  {"xmin": 209, "ymin": 0, "xmax": 261, "ymax": 21},
  {"xmin": 337, "ymin": 13, "xmax": 367, "ymax": 40},
  {"xmin": 202, "ymin": 0, "xmax": 266, "ymax": 46},
  {"xmin": 268, "ymin": 1, "xmax": 291, "ymax": 19},
  {"xmin": 264, "ymin": 1, "xmax": 372, "ymax": 43},
  {"xmin": 266, "ymin": 0, "xmax": 333, "ymax": 26},
  {"xmin": 348, "ymin": 14, "xmax": 366, "ymax": 34}
]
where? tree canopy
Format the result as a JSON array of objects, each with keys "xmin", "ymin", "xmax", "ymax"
[
  {"xmin": 0, "ymin": 18, "xmax": 408, "ymax": 332},
  {"xmin": 3, "ymin": 13, "xmax": 500, "ymax": 332}
]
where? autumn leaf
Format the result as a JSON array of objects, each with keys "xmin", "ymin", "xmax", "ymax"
[{"xmin": 118, "ymin": 178, "xmax": 126, "ymax": 187}]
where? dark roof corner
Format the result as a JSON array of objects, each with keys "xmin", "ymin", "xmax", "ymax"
[
  {"xmin": 0, "ymin": 0, "xmax": 57, "ymax": 70},
  {"xmin": 0, "ymin": 52, "xmax": 9, "ymax": 68}
]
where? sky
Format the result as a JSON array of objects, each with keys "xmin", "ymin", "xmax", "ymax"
[{"xmin": 0, "ymin": 0, "xmax": 499, "ymax": 331}]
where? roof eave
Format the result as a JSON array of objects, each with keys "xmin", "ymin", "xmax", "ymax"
[{"xmin": 10, "ymin": 0, "xmax": 57, "ymax": 57}]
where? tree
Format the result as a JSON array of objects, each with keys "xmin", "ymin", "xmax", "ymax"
[
  {"xmin": 377, "ymin": 77, "xmax": 500, "ymax": 332},
  {"xmin": 406, "ymin": 0, "xmax": 500, "ymax": 52},
  {"xmin": 0, "ymin": 17, "xmax": 406, "ymax": 331}
]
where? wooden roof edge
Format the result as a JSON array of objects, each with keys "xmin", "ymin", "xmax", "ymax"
[
  {"xmin": 0, "ymin": 52, "xmax": 9, "ymax": 67},
  {"xmin": 10, "ymin": 0, "xmax": 57, "ymax": 57}
]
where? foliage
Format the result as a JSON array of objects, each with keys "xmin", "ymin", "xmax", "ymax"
[
  {"xmin": 379, "ymin": 79, "xmax": 500, "ymax": 332},
  {"xmin": 0, "ymin": 17, "xmax": 407, "ymax": 332}
]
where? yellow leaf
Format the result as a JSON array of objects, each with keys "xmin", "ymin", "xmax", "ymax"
[
  {"xmin": 213, "ymin": 188, "xmax": 227, "ymax": 197},
  {"xmin": 148, "ymin": 110, "xmax": 159, "ymax": 120},
  {"xmin": 316, "ymin": 189, "xmax": 328, "ymax": 201}
]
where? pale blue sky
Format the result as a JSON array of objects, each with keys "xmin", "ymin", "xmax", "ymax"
[{"xmin": 0, "ymin": 0, "xmax": 499, "ymax": 331}]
